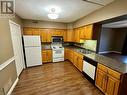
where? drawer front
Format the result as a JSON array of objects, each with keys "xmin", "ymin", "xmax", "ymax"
[
  {"xmin": 108, "ymin": 68, "xmax": 121, "ymax": 80},
  {"xmin": 98, "ymin": 64, "xmax": 108, "ymax": 73}
]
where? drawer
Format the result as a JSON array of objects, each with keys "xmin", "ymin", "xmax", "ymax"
[
  {"xmin": 98, "ymin": 64, "xmax": 108, "ymax": 73},
  {"xmin": 108, "ymin": 68, "xmax": 121, "ymax": 80}
]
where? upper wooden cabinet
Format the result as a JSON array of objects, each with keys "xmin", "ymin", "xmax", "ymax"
[
  {"xmin": 23, "ymin": 24, "xmax": 93, "ymax": 43},
  {"xmin": 39, "ymin": 29, "xmax": 52, "ymax": 42},
  {"xmin": 80, "ymin": 24, "xmax": 93, "ymax": 40},
  {"xmin": 23, "ymin": 27, "xmax": 67, "ymax": 43},
  {"xmin": 23, "ymin": 27, "xmax": 34, "ymax": 35},
  {"xmin": 85, "ymin": 24, "xmax": 93, "ymax": 40},
  {"xmin": 80, "ymin": 27, "xmax": 86, "ymax": 39},
  {"xmin": 96, "ymin": 64, "xmax": 121, "ymax": 95},
  {"xmin": 66, "ymin": 29, "xmax": 74, "ymax": 42},
  {"xmin": 51, "ymin": 29, "xmax": 65, "ymax": 36},
  {"xmin": 74, "ymin": 28, "xmax": 80, "ymax": 43},
  {"xmin": 73, "ymin": 24, "xmax": 93, "ymax": 43}
]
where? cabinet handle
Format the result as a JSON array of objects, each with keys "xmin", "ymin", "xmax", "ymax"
[{"xmin": 105, "ymin": 75, "xmax": 108, "ymax": 81}]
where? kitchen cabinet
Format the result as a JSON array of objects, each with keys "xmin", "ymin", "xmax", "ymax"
[
  {"xmin": 42, "ymin": 50, "xmax": 52, "ymax": 63},
  {"xmin": 84, "ymin": 24, "xmax": 93, "ymax": 40},
  {"xmin": 66, "ymin": 29, "xmax": 74, "ymax": 42},
  {"xmin": 67, "ymin": 49, "xmax": 74, "ymax": 63},
  {"xmin": 80, "ymin": 24, "xmax": 93, "ymax": 40},
  {"xmin": 80, "ymin": 27, "xmax": 86, "ymax": 39},
  {"xmin": 73, "ymin": 52, "xmax": 78, "ymax": 67},
  {"xmin": 52, "ymin": 29, "xmax": 64, "ymax": 36},
  {"xmin": 32, "ymin": 28, "xmax": 40, "ymax": 35},
  {"xmin": 64, "ymin": 48, "xmax": 69, "ymax": 60},
  {"xmin": 74, "ymin": 28, "xmax": 80, "ymax": 43},
  {"xmin": 23, "ymin": 27, "xmax": 34, "ymax": 35},
  {"xmin": 23, "ymin": 27, "xmax": 67, "ymax": 42},
  {"xmin": 106, "ymin": 75, "xmax": 120, "ymax": 95},
  {"xmin": 39, "ymin": 29, "xmax": 52, "ymax": 42},
  {"xmin": 96, "ymin": 68, "xmax": 107, "ymax": 93},
  {"xmin": 73, "ymin": 51, "xmax": 83, "ymax": 71},
  {"xmin": 96, "ymin": 64, "xmax": 121, "ymax": 95}
]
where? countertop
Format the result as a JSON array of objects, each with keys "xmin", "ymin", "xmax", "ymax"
[{"xmin": 65, "ymin": 46, "xmax": 127, "ymax": 73}]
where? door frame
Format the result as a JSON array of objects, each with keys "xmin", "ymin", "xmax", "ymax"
[{"xmin": 9, "ymin": 20, "xmax": 25, "ymax": 76}]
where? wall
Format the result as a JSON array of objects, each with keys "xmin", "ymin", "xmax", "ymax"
[
  {"xmin": 23, "ymin": 19, "xmax": 67, "ymax": 29},
  {"xmin": 74, "ymin": 0, "xmax": 127, "ymax": 27},
  {"xmin": 99, "ymin": 27, "xmax": 127, "ymax": 53},
  {"xmin": 113, "ymin": 28, "xmax": 127, "ymax": 52},
  {"xmin": 99, "ymin": 28, "xmax": 114, "ymax": 52},
  {"xmin": 0, "ymin": 61, "xmax": 17, "ymax": 94},
  {"xmin": 0, "ymin": 16, "xmax": 23, "ymax": 64},
  {"xmin": 0, "ymin": 15, "xmax": 23, "ymax": 94}
]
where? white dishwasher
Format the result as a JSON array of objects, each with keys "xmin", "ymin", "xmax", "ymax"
[{"xmin": 82, "ymin": 56, "xmax": 97, "ymax": 84}]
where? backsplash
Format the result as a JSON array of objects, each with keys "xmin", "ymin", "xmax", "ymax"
[{"xmin": 75, "ymin": 40, "xmax": 97, "ymax": 51}]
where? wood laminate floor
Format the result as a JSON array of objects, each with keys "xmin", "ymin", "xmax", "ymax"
[{"xmin": 12, "ymin": 61, "xmax": 104, "ymax": 95}]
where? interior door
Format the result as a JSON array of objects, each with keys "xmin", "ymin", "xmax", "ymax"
[{"xmin": 9, "ymin": 20, "xmax": 25, "ymax": 76}]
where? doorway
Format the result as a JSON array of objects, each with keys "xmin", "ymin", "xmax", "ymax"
[{"xmin": 122, "ymin": 34, "xmax": 127, "ymax": 55}]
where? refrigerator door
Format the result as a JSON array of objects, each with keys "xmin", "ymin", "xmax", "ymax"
[
  {"xmin": 25, "ymin": 46, "xmax": 42, "ymax": 67},
  {"xmin": 23, "ymin": 36, "xmax": 41, "ymax": 47}
]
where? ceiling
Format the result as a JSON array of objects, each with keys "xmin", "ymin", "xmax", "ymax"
[
  {"xmin": 102, "ymin": 20, "xmax": 127, "ymax": 28},
  {"xmin": 15, "ymin": 0, "xmax": 114, "ymax": 23}
]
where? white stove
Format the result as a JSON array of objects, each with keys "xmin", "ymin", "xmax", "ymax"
[{"xmin": 51, "ymin": 43, "xmax": 64, "ymax": 62}]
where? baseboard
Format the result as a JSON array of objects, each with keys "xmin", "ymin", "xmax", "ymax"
[
  {"xmin": 7, "ymin": 78, "xmax": 19, "ymax": 95},
  {"xmin": 99, "ymin": 51, "xmax": 121, "ymax": 54}
]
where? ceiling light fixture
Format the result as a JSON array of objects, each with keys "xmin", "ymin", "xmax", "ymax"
[
  {"xmin": 48, "ymin": 8, "xmax": 59, "ymax": 19},
  {"xmin": 48, "ymin": 13, "xmax": 59, "ymax": 19}
]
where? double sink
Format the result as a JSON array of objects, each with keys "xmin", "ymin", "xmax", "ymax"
[{"xmin": 74, "ymin": 48, "xmax": 94, "ymax": 54}]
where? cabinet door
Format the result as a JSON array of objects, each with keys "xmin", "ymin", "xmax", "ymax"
[
  {"xmin": 42, "ymin": 51, "xmax": 47, "ymax": 63},
  {"xmin": 70, "ymin": 51, "xmax": 74, "ymax": 63},
  {"xmin": 68, "ymin": 50, "xmax": 74, "ymax": 63},
  {"xmin": 65, "ymin": 49, "xmax": 69, "ymax": 60},
  {"xmin": 32, "ymin": 28, "xmax": 40, "ymax": 35},
  {"xmin": 66, "ymin": 29, "xmax": 74, "ymax": 42},
  {"xmin": 106, "ymin": 75, "xmax": 120, "ymax": 95},
  {"xmin": 63, "ymin": 30, "xmax": 67, "ymax": 42},
  {"xmin": 23, "ymin": 27, "xmax": 33, "ymax": 35},
  {"xmin": 96, "ymin": 69, "xmax": 107, "ymax": 93},
  {"xmin": 77, "ymin": 57, "xmax": 83, "ymax": 72},
  {"xmin": 73, "ymin": 53, "xmax": 78, "ymax": 67},
  {"xmin": 74, "ymin": 28, "xmax": 80, "ymax": 43},
  {"xmin": 85, "ymin": 24, "xmax": 93, "ymax": 40},
  {"xmin": 80, "ymin": 27, "xmax": 86, "ymax": 39},
  {"xmin": 47, "ymin": 50, "xmax": 52, "ymax": 62},
  {"xmin": 46, "ymin": 29, "xmax": 52, "ymax": 42},
  {"xmin": 40, "ymin": 29, "xmax": 47, "ymax": 42}
]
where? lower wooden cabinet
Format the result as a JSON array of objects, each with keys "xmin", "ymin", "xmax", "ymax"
[
  {"xmin": 96, "ymin": 68, "xmax": 108, "ymax": 93},
  {"xmin": 64, "ymin": 48, "xmax": 83, "ymax": 72},
  {"xmin": 68, "ymin": 50, "xmax": 74, "ymax": 63},
  {"xmin": 96, "ymin": 64, "xmax": 121, "ymax": 95},
  {"xmin": 106, "ymin": 75, "xmax": 120, "ymax": 95},
  {"xmin": 73, "ymin": 51, "xmax": 83, "ymax": 72},
  {"xmin": 65, "ymin": 48, "xmax": 69, "ymax": 60},
  {"xmin": 42, "ymin": 50, "xmax": 52, "ymax": 63}
]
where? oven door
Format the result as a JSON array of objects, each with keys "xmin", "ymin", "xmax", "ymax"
[{"xmin": 53, "ymin": 50, "xmax": 64, "ymax": 58}]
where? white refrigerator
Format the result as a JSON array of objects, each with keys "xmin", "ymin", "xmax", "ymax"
[{"xmin": 23, "ymin": 36, "xmax": 42, "ymax": 67}]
